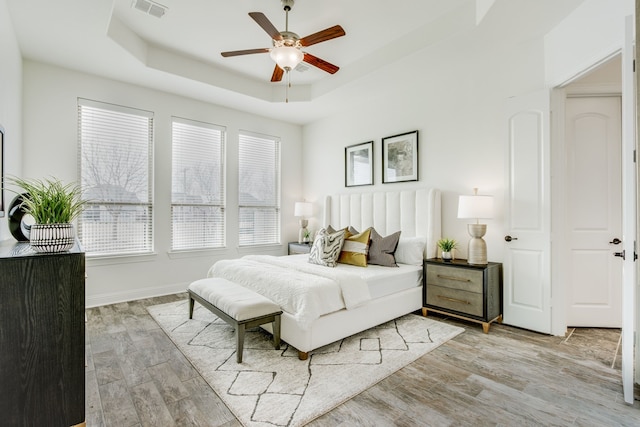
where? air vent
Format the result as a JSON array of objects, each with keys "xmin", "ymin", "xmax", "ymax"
[{"xmin": 131, "ymin": 0, "xmax": 167, "ymax": 18}]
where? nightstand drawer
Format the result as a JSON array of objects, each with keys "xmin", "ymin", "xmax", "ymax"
[
  {"xmin": 426, "ymin": 284, "xmax": 483, "ymax": 317},
  {"xmin": 288, "ymin": 242, "xmax": 312, "ymax": 255},
  {"xmin": 426, "ymin": 264, "xmax": 483, "ymax": 294}
]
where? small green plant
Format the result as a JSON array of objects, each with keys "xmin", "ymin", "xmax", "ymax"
[
  {"xmin": 8, "ymin": 176, "xmax": 86, "ymax": 224},
  {"xmin": 437, "ymin": 238, "xmax": 458, "ymax": 252}
]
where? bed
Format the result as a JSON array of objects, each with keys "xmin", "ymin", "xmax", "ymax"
[{"xmin": 208, "ymin": 188, "xmax": 441, "ymax": 359}]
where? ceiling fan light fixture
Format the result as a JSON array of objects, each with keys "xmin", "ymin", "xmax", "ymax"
[
  {"xmin": 221, "ymin": 2, "xmax": 345, "ymax": 83},
  {"xmin": 270, "ymin": 45, "xmax": 303, "ymax": 71}
]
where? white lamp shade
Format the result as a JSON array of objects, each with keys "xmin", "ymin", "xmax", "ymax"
[
  {"xmin": 270, "ymin": 46, "xmax": 303, "ymax": 70},
  {"xmin": 457, "ymin": 195, "xmax": 493, "ymax": 219},
  {"xmin": 294, "ymin": 202, "xmax": 313, "ymax": 217}
]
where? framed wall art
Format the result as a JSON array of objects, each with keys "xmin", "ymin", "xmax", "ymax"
[
  {"xmin": 382, "ymin": 130, "xmax": 418, "ymax": 184},
  {"xmin": 345, "ymin": 141, "xmax": 374, "ymax": 187}
]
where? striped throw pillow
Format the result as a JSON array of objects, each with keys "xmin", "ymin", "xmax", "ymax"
[{"xmin": 308, "ymin": 228, "xmax": 346, "ymax": 267}]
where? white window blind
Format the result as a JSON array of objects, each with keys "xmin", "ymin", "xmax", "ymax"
[
  {"xmin": 238, "ymin": 131, "xmax": 281, "ymax": 246},
  {"xmin": 77, "ymin": 99, "xmax": 154, "ymax": 256},
  {"xmin": 171, "ymin": 118, "xmax": 226, "ymax": 250}
]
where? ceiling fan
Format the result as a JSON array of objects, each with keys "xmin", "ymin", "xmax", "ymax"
[{"xmin": 221, "ymin": 0, "xmax": 346, "ymax": 83}]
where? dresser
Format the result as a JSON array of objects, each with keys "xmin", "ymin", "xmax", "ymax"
[
  {"xmin": 423, "ymin": 258, "xmax": 502, "ymax": 333},
  {"xmin": 0, "ymin": 241, "xmax": 85, "ymax": 426}
]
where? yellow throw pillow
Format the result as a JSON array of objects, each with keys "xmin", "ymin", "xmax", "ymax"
[{"xmin": 338, "ymin": 228, "xmax": 371, "ymax": 267}]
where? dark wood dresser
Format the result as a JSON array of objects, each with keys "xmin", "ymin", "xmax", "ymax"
[
  {"xmin": 423, "ymin": 258, "xmax": 502, "ymax": 333},
  {"xmin": 0, "ymin": 240, "xmax": 85, "ymax": 426}
]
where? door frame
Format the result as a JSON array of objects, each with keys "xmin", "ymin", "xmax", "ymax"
[{"xmin": 550, "ymin": 52, "xmax": 623, "ymax": 336}]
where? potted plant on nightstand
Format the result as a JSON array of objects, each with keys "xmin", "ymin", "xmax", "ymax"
[
  {"xmin": 436, "ymin": 238, "xmax": 457, "ymax": 261},
  {"xmin": 9, "ymin": 176, "xmax": 86, "ymax": 253}
]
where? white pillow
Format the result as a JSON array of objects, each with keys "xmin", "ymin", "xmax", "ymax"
[{"xmin": 394, "ymin": 237, "xmax": 426, "ymax": 265}]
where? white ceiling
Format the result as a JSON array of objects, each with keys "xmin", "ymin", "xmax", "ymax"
[{"xmin": 6, "ymin": 0, "xmax": 585, "ymax": 124}]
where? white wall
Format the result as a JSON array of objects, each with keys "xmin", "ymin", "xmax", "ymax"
[
  {"xmin": 302, "ymin": 0, "xmax": 631, "ymax": 264},
  {"xmin": 22, "ymin": 61, "xmax": 303, "ymax": 306},
  {"xmin": 545, "ymin": 0, "xmax": 634, "ymax": 86},
  {"xmin": 0, "ymin": 0, "xmax": 23, "ymax": 241},
  {"xmin": 302, "ymin": 21, "xmax": 547, "ymax": 263}
]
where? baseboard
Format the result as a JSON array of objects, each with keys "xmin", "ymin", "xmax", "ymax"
[{"xmin": 86, "ymin": 282, "xmax": 189, "ymax": 308}]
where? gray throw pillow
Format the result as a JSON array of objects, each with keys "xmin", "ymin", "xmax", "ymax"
[
  {"xmin": 308, "ymin": 228, "xmax": 346, "ymax": 267},
  {"xmin": 367, "ymin": 228, "xmax": 401, "ymax": 267}
]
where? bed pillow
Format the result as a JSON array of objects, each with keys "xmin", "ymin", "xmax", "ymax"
[
  {"xmin": 308, "ymin": 228, "xmax": 346, "ymax": 267},
  {"xmin": 322, "ymin": 225, "xmax": 350, "ymax": 235},
  {"xmin": 338, "ymin": 228, "xmax": 371, "ymax": 267},
  {"xmin": 394, "ymin": 236, "xmax": 426, "ymax": 265},
  {"xmin": 368, "ymin": 228, "xmax": 401, "ymax": 267}
]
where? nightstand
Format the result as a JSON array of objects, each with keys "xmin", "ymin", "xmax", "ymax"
[
  {"xmin": 288, "ymin": 242, "xmax": 312, "ymax": 255},
  {"xmin": 423, "ymin": 258, "xmax": 503, "ymax": 333}
]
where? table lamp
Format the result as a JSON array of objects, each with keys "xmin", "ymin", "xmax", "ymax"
[
  {"xmin": 294, "ymin": 201, "xmax": 313, "ymax": 244},
  {"xmin": 457, "ymin": 188, "xmax": 493, "ymax": 265}
]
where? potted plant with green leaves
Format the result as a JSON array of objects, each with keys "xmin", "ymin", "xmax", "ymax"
[
  {"xmin": 436, "ymin": 238, "xmax": 457, "ymax": 261},
  {"xmin": 9, "ymin": 176, "xmax": 86, "ymax": 253}
]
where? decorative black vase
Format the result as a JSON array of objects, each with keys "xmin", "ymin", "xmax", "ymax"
[{"xmin": 8, "ymin": 193, "xmax": 32, "ymax": 241}]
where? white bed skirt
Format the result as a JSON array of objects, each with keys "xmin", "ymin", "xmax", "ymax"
[{"xmin": 262, "ymin": 285, "xmax": 422, "ymax": 354}]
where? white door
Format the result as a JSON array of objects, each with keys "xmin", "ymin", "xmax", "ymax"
[
  {"xmin": 504, "ymin": 90, "xmax": 552, "ymax": 334},
  {"xmin": 565, "ymin": 96, "xmax": 622, "ymax": 327}
]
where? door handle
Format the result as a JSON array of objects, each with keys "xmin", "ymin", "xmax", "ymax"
[
  {"xmin": 504, "ymin": 235, "xmax": 518, "ymax": 242},
  {"xmin": 614, "ymin": 250, "xmax": 625, "ymax": 260},
  {"xmin": 609, "ymin": 238, "xmax": 622, "ymax": 245}
]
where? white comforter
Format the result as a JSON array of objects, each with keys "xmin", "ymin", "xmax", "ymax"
[{"xmin": 207, "ymin": 255, "xmax": 371, "ymax": 330}]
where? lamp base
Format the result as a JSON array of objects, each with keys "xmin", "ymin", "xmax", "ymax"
[
  {"xmin": 298, "ymin": 219, "xmax": 309, "ymax": 244},
  {"xmin": 467, "ymin": 224, "xmax": 487, "ymax": 265}
]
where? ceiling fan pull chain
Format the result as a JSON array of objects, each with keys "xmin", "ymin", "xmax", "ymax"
[{"xmin": 286, "ymin": 71, "xmax": 290, "ymax": 103}]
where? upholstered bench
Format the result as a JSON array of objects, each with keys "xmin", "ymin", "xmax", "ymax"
[{"xmin": 187, "ymin": 278, "xmax": 282, "ymax": 363}]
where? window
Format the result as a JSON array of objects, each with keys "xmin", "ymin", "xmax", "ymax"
[
  {"xmin": 78, "ymin": 99, "xmax": 153, "ymax": 256},
  {"xmin": 238, "ymin": 131, "xmax": 280, "ymax": 246},
  {"xmin": 171, "ymin": 118, "xmax": 226, "ymax": 250}
]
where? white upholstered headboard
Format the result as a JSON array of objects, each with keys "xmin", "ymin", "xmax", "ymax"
[{"xmin": 323, "ymin": 188, "xmax": 441, "ymax": 259}]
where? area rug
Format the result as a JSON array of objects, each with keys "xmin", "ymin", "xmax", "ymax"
[{"xmin": 148, "ymin": 300, "xmax": 464, "ymax": 427}]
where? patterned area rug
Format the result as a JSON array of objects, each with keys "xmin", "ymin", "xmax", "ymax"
[{"xmin": 148, "ymin": 300, "xmax": 464, "ymax": 427}]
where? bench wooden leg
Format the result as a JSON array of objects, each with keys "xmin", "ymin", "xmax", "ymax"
[
  {"xmin": 188, "ymin": 295, "xmax": 195, "ymax": 319},
  {"xmin": 298, "ymin": 351, "xmax": 308, "ymax": 360},
  {"xmin": 236, "ymin": 323, "xmax": 245, "ymax": 363},
  {"xmin": 273, "ymin": 315, "xmax": 281, "ymax": 350}
]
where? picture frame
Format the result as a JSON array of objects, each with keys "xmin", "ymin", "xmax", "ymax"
[
  {"xmin": 345, "ymin": 141, "xmax": 374, "ymax": 187},
  {"xmin": 382, "ymin": 130, "xmax": 419, "ymax": 184}
]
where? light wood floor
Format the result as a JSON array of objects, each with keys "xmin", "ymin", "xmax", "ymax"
[{"xmin": 86, "ymin": 293, "xmax": 640, "ymax": 426}]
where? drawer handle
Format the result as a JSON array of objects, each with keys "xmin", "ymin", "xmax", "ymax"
[
  {"xmin": 437, "ymin": 295, "xmax": 471, "ymax": 305},
  {"xmin": 437, "ymin": 274, "xmax": 471, "ymax": 283}
]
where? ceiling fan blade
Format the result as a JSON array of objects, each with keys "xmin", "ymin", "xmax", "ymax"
[
  {"xmin": 221, "ymin": 48, "xmax": 270, "ymax": 57},
  {"xmin": 303, "ymin": 53, "xmax": 339, "ymax": 74},
  {"xmin": 271, "ymin": 65, "xmax": 284, "ymax": 82},
  {"xmin": 300, "ymin": 25, "xmax": 345, "ymax": 47},
  {"xmin": 249, "ymin": 12, "xmax": 283, "ymax": 41}
]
